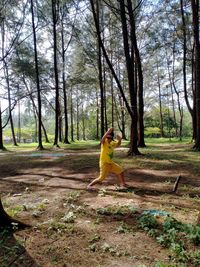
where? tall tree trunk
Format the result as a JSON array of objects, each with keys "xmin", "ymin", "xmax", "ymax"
[
  {"xmin": 127, "ymin": 0, "xmax": 145, "ymax": 148},
  {"xmin": 59, "ymin": 115, "xmax": 62, "ymax": 142},
  {"xmin": 166, "ymin": 53, "xmax": 178, "ymax": 137},
  {"xmin": 22, "ymin": 76, "xmax": 49, "ymax": 143},
  {"xmin": 103, "ymin": 57, "xmax": 108, "ymax": 131},
  {"xmin": 70, "ymin": 86, "xmax": 74, "ymax": 142},
  {"xmin": 191, "ymin": 0, "xmax": 200, "ymax": 150},
  {"xmin": 114, "ymin": 95, "xmax": 127, "ymax": 140},
  {"xmin": 17, "ymin": 85, "xmax": 21, "ymax": 143},
  {"xmin": 52, "ymin": 0, "xmax": 60, "ymax": 148},
  {"xmin": 96, "ymin": 88, "xmax": 100, "ymax": 140},
  {"xmin": 96, "ymin": 0, "xmax": 105, "ymax": 137},
  {"xmin": 156, "ymin": 60, "xmax": 164, "ymax": 137},
  {"xmin": 76, "ymin": 88, "xmax": 79, "ymax": 141},
  {"xmin": 1, "ymin": 5, "xmax": 17, "ymax": 146},
  {"xmin": 61, "ymin": 22, "xmax": 70, "ymax": 144},
  {"xmin": 111, "ymin": 75, "xmax": 114, "ymax": 128},
  {"xmin": 30, "ymin": 0, "xmax": 43, "ymax": 150},
  {"xmin": 4, "ymin": 63, "xmax": 18, "ymax": 146},
  {"xmin": 191, "ymin": 44, "xmax": 196, "ymax": 140},
  {"xmin": 172, "ymin": 44, "xmax": 184, "ymax": 140},
  {"xmin": 119, "ymin": 0, "xmax": 140, "ymax": 155},
  {"xmin": 180, "ymin": 0, "xmax": 194, "ymax": 139},
  {"xmin": 0, "ymin": 104, "xmax": 6, "ymax": 150},
  {"xmin": 90, "ymin": 0, "xmax": 140, "ymax": 155},
  {"xmin": 82, "ymin": 104, "xmax": 86, "ymax": 140}
]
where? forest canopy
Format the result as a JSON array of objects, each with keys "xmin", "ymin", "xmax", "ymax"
[{"xmin": 0, "ymin": 0, "xmax": 199, "ymax": 152}]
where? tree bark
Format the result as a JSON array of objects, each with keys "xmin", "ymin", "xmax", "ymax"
[
  {"xmin": 156, "ymin": 60, "xmax": 164, "ymax": 137},
  {"xmin": 30, "ymin": 0, "xmax": 44, "ymax": 150},
  {"xmin": 191, "ymin": 0, "xmax": 200, "ymax": 150},
  {"xmin": 0, "ymin": 197, "xmax": 29, "ymax": 229},
  {"xmin": 96, "ymin": 88, "xmax": 100, "ymax": 140},
  {"xmin": 126, "ymin": 0, "xmax": 145, "ymax": 148},
  {"xmin": 119, "ymin": 0, "xmax": 140, "ymax": 155},
  {"xmin": 70, "ymin": 86, "xmax": 74, "ymax": 142},
  {"xmin": 61, "ymin": 20, "xmax": 70, "ymax": 144},
  {"xmin": 180, "ymin": 0, "xmax": 194, "ymax": 140},
  {"xmin": 0, "ymin": 104, "xmax": 6, "ymax": 150},
  {"xmin": 96, "ymin": 0, "xmax": 105, "ymax": 137},
  {"xmin": 4, "ymin": 63, "xmax": 18, "ymax": 146},
  {"xmin": 52, "ymin": 0, "xmax": 60, "ymax": 148}
]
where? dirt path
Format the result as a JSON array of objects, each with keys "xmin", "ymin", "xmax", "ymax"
[{"xmin": 0, "ymin": 148, "xmax": 200, "ymax": 266}]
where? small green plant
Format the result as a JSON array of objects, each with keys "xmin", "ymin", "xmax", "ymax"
[
  {"xmin": 185, "ymin": 225, "xmax": 200, "ymax": 245},
  {"xmin": 88, "ymin": 234, "xmax": 101, "ymax": 243},
  {"xmin": 6, "ymin": 205, "xmax": 24, "ymax": 217},
  {"xmin": 157, "ymin": 228, "xmax": 180, "ymax": 248},
  {"xmin": 36, "ymin": 203, "xmax": 46, "ymax": 211},
  {"xmin": 61, "ymin": 211, "xmax": 76, "ymax": 223},
  {"xmin": 89, "ymin": 243, "xmax": 97, "ymax": 252},
  {"xmin": 187, "ymin": 250, "xmax": 200, "ymax": 265},
  {"xmin": 162, "ymin": 216, "xmax": 183, "ymax": 232},
  {"xmin": 64, "ymin": 191, "xmax": 80, "ymax": 204},
  {"xmin": 148, "ymin": 228, "xmax": 159, "ymax": 237},
  {"xmin": 88, "ymin": 234, "xmax": 101, "ymax": 252},
  {"xmin": 170, "ymin": 242, "xmax": 187, "ymax": 262},
  {"xmin": 137, "ymin": 214, "xmax": 158, "ymax": 231},
  {"xmin": 154, "ymin": 263, "xmax": 179, "ymax": 267},
  {"xmin": 96, "ymin": 204, "xmax": 137, "ymax": 217},
  {"xmin": 101, "ymin": 242, "xmax": 116, "ymax": 255},
  {"xmin": 116, "ymin": 221, "xmax": 132, "ymax": 234},
  {"xmin": 98, "ymin": 188, "xmax": 107, "ymax": 197}
]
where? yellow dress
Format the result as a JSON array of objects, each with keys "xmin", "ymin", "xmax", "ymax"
[{"xmin": 98, "ymin": 139, "xmax": 123, "ymax": 181}]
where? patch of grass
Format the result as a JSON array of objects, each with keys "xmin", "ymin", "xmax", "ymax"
[
  {"xmin": 145, "ymin": 137, "xmax": 192, "ymax": 145},
  {"xmin": 116, "ymin": 221, "xmax": 132, "ymax": 234},
  {"xmin": 64, "ymin": 191, "xmax": 81, "ymax": 203},
  {"xmin": 137, "ymin": 213, "xmax": 200, "ymax": 265},
  {"xmin": 6, "ymin": 205, "xmax": 24, "ymax": 218},
  {"xmin": 154, "ymin": 263, "xmax": 179, "ymax": 267},
  {"xmin": 38, "ymin": 219, "xmax": 76, "ymax": 234},
  {"xmin": 0, "ymin": 229, "xmax": 22, "ymax": 267},
  {"xmin": 96, "ymin": 205, "xmax": 137, "ymax": 216}
]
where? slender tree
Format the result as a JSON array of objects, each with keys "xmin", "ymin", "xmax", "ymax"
[
  {"xmin": 119, "ymin": 0, "xmax": 141, "ymax": 154},
  {"xmin": 126, "ymin": 0, "xmax": 145, "ymax": 147},
  {"xmin": 52, "ymin": 0, "xmax": 60, "ymax": 147},
  {"xmin": 30, "ymin": 0, "xmax": 44, "ymax": 150},
  {"xmin": 191, "ymin": 0, "xmax": 200, "ymax": 150},
  {"xmin": 180, "ymin": 0, "xmax": 194, "ymax": 138},
  {"xmin": 96, "ymin": 0, "xmax": 105, "ymax": 137},
  {"xmin": 90, "ymin": 0, "xmax": 141, "ymax": 155},
  {"xmin": 0, "ymin": 104, "xmax": 6, "ymax": 150}
]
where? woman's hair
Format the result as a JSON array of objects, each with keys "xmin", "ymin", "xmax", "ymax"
[{"xmin": 110, "ymin": 131, "xmax": 114, "ymax": 140}]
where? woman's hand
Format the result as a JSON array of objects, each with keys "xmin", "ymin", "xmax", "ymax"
[{"xmin": 116, "ymin": 135, "xmax": 122, "ymax": 141}]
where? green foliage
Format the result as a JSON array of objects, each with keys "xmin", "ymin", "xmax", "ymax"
[
  {"xmin": 185, "ymin": 225, "xmax": 200, "ymax": 245},
  {"xmin": 145, "ymin": 127, "xmax": 161, "ymax": 138},
  {"xmin": 154, "ymin": 263, "xmax": 179, "ymax": 267},
  {"xmin": 96, "ymin": 205, "xmax": 137, "ymax": 217},
  {"xmin": 156, "ymin": 228, "xmax": 179, "ymax": 248},
  {"xmin": 137, "ymin": 213, "xmax": 200, "ymax": 265},
  {"xmin": 6, "ymin": 205, "xmax": 24, "ymax": 218},
  {"xmin": 162, "ymin": 216, "xmax": 184, "ymax": 232},
  {"xmin": 137, "ymin": 214, "xmax": 158, "ymax": 230}
]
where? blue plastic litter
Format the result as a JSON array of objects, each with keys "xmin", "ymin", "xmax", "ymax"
[
  {"xmin": 142, "ymin": 209, "xmax": 169, "ymax": 216},
  {"xmin": 17, "ymin": 153, "xmax": 66, "ymax": 157}
]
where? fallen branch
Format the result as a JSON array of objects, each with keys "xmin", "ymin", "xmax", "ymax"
[{"xmin": 172, "ymin": 175, "xmax": 182, "ymax": 193}]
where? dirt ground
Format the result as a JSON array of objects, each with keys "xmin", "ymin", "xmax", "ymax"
[{"xmin": 0, "ymin": 143, "xmax": 200, "ymax": 267}]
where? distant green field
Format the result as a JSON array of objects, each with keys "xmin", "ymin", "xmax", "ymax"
[{"xmin": 1, "ymin": 137, "xmax": 194, "ymax": 152}]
